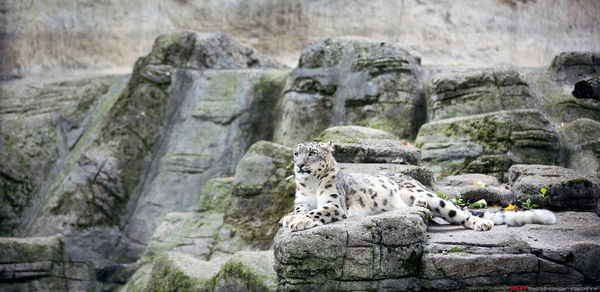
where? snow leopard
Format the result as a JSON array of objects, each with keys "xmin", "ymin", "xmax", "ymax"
[{"xmin": 280, "ymin": 141, "xmax": 556, "ymax": 232}]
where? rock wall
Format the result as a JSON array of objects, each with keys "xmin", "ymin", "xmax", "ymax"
[
  {"xmin": 2, "ymin": 0, "xmax": 600, "ymax": 78},
  {"xmin": 1, "ymin": 29, "xmax": 600, "ymax": 291}
]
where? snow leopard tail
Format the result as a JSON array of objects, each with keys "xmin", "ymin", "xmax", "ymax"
[{"xmin": 471, "ymin": 209, "xmax": 556, "ymax": 226}]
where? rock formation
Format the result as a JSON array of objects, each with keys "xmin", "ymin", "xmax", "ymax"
[{"xmin": 1, "ymin": 30, "xmax": 599, "ymax": 291}]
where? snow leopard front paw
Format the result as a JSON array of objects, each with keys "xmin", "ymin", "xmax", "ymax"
[
  {"xmin": 473, "ymin": 219, "xmax": 494, "ymax": 231},
  {"xmin": 289, "ymin": 215, "xmax": 322, "ymax": 231},
  {"xmin": 279, "ymin": 213, "xmax": 298, "ymax": 228}
]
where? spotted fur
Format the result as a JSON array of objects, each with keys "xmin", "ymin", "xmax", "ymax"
[{"xmin": 280, "ymin": 142, "xmax": 556, "ymax": 232}]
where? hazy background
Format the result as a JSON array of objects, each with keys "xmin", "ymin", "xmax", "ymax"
[{"xmin": 2, "ymin": 0, "xmax": 600, "ymax": 79}]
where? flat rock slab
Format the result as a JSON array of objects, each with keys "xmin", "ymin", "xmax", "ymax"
[
  {"xmin": 428, "ymin": 69, "xmax": 536, "ymax": 121},
  {"xmin": 415, "ymin": 109, "xmax": 559, "ymax": 181},
  {"xmin": 438, "ymin": 174, "xmax": 514, "ymax": 205},
  {"xmin": 425, "ymin": 211, "xmax": 600, "ymax": 288},
  {"xmin": 508, "ymin": 164, "xmax": 600, "ymax": 213},
  {"xmin": 339, "ymin": 163, "xmax": 434, "ymax": 189}
]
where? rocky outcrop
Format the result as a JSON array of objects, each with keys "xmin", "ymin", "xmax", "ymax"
[
  {"xmin": 273, "ymin": 37, "xmax": 425, "ymax": 146},
  {"xmin": 415, "ymin": 109, "xmax": 559, "ymax": 181},
  {"xmin": 438, "ymin": 174, "xmax": 514, "ymax": 206},
  {"xmin": 509, "ymin": 164, "xmax": 600, "ymax": 213},
  {"xmin": 561, "ymin": 118, "xmax": 600, "ymax": 174},
  {"xmin": 550, "ymin": 51, "xmax": 600, "ymax": 82},
  {"xmin": 427, "ymin": 69, "xmax": 536, "ymax": 121},
  {"xmin": 143, "ymin": 251, "xmax": 276, "ymax": 292},
  {"xmin": 0, "ymin": 236, "xmax": 66, "ymax": 291},
  {"xmin": 274, "ymin": 208, "xmax": 429, "ymax": 291},
  {"xmin": 223, "ymin": 141, "xmax": 295, "ymax": 249},
  {"xmin": 274, "ymin": 210, "xmax": 600, "ymax": 291},
  {"xmin": 0, "ymin": 75, "xmax": 121, "ymax": 236},
  {"xmin": 317, "ymin": 126, "xmax": 421, "ymax": 165}
]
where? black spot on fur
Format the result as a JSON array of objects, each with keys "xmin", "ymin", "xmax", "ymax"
[
  {"xmin": 330, "ymin": 194, "xmax": 338, "ymax": 198},
  {"xmin": 317, "ymin": 212, "xmax": 322, "ymax": 215},
  {"xmin": 325, "ymin": 184, "xmax": 332, "ymax": 188},
  {"xmin": 334, "ymin": 204, "xmax": 339, "ymax": 208},
  {"xmin": 299, "ymin": 183, "xmax": 306, "ymax": 188},
  {"xmin": 383, "ymin": 199, "xmax": 388, "ymax": 206},
  {"xmin": 410, "ymin": 195, "xmax": 414, "ymax": 201},
  {"xmin": 342, "ymin": 215, "xmax": 347, "ymax": 219},
  {"xmin": 439, "ymin": 200, "xmax": 446, "ymax": 208},
  {"xmin": 416, "ymin": 189, "xmax": 424, "ymax": 192},
  {"xmin": 448, "ymin": 210, "xmax": 456, "ymax": 218},
  {"xmin": 334, "ymin": 210, "xmax": 339, "ymax": 215},
  {"xmin": 318, "ymin": 168, "xmax": 322, "ymax": 171},
  {"xmin": 331, "ymin": 175, "xmax": 336, "ymax": 179},
  {"xmin": 374, "ymin": 202, "xmax": 378, "ymax": 207},
  {"xmin": 382, "ymin": 184, "xmax": 388, "ymax": 189},
  {"xmin": 320, "ymin": 219, "xmax": 325, "ymax": 223},
  {"xmin": 323, "ymin": 206, "xmax": 329, "ymax": 209},
  {"xmin": 435, "ymin": 208, "xmax": 440, "ymax": 213},
  {"xmin": 314, "ymin": 215, "xmax": 320, "ymax": 219},
  {"xmin": 426, "ymin": 193, "xmax": 433, "ymax": 197},
  {"xmin": 358, "ymin": 197, "xmax": 365, "ymax": 207},
  {"xmin": 325, "ymin": 213, "xmax": 331, "ymax": 217}
]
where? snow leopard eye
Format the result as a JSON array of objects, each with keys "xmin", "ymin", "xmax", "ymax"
[
  {"xmin": 309, "ymin": 151, "xmax": 317, "ymax": 156},
  {"xmin": 294, "ymin": 152, "xmax": 299, "ymax": 157}
]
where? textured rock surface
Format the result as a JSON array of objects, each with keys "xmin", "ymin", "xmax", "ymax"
[
  {"xmin": 274, "ymin": 208, "xmax": 429, "ymax": 291},
  {"xmin": 438, "ymin": 174, "xmax": 514, "ymax": 206},
  {"xmin": 422, "ymin": 211, "xmax": 600, "ymax": 289},
  {"xmin": 427, "ymin": 69, "xmax": 536, "ymax": 120},
  {"xmin": 0, "ymin": 236, "xmax": 67, "ymax": 291},
  {"xmin": 223, "ymin": 141, "xmax": 295, "ymax": 249},
  {"xmin": 549, "ymin": 51, "xmax": 600, "ymax": 82},
  {"xmin": 561, "ymin": 118, "xmax": 600, "ymax": 174},
  {"xmin": 339, "ymin": 163, "xmax": 435, "ymax": 190},
  {"xmin": 508, "ymin": 164, "xmax": 600, "ymax": 213},
  {"xmin": 0, "ymin": 75, "xmax": 121, "ymax": 235},
  {"xmin": 416, "ymin": 109, "xmax": 559, "ymax": 181},
  {"xmin": 274, "ymin": 209, "xmax": 600, "ymax": 291},
  {"xmin": 273, "ymin": 37, "xmax": 425, "ymax": 145},
  {"xmin": 3, "ymin": 1, "xmax": 600, "ymax": 78},
  {"xmin": 140, "ymin": 250, "xmax": 276, "ymax": 292},
  {"xmin": 318, "ymin": 126, "xmax": 421, "ymax": 165}
]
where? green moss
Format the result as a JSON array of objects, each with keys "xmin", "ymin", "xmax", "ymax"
[
  {"xmin": 205, "ymin": 260, "xmax": 273, "ymax": 292},
  {"xmin": 198, "ymin": 177, "xmax": 234, "ymax": 212},
  {"xmin": 447, "ymin": 247, "xmax": 463, "ymax": 253},
  {"xmin": 145, "ymin": 257, "xmax": 196, "ymax": 292}
]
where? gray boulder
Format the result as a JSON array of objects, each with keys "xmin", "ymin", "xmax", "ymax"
[
  {"xmin": 224, "ymin": 141, "xmax": 295, "ymax": 249},
  {"xmin": 415, "ymin": 109, "xmax": 559, "ymax": 181},
  {"xmin": 317, "ymin": 126, "xmax": 421, "ymax": 165},
  {"xmin": 438, "ymin": 174, "xmax": 514, "ymax": 206},
  {"xmin": 273, "ymin": 37, "xmax": 425, "ymax": 146},
  {"xmin": 0, "ymin": 235, "xmax": 67, "ymax": 291},
  {"xmin": 428, "ymin": 69, "xmax": 536, "ymax": 121},
  {"xmin": 273, "ymin": 208, "xmax": 429, "ymax": 291},
  {"xmin": 549, "ymin": 51, "xmax": 600, "ymax": 82},
  {"xmin": 339, "ymin": 163, "xmax": 435, "ymax": 189},
  {"xmin": 141, "ymin": 250, "xmax": 276, "ymax": 292},
  {"xmin": 424, "ymin": 211, "xmax": 600, "ymax": 289},
  {"xmin": 561, "ymin": 118, "xmax": 600, "ymax": 174},
  {"xmin": 508, "ymin": 164, "xmax": 600, "ymax": 213}
]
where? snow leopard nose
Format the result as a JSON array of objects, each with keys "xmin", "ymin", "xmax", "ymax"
[{"xmin": 297, "ymin": 163, "xmax": 305, "ymax": 169}]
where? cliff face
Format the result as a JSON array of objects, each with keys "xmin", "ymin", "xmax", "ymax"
[{"xmin": 2, "ymin": 0, "xmax": 600, "ymax": 79}]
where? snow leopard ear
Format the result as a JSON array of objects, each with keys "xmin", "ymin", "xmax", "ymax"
[{"xmin": 321, "ymin": 141, "xmax": 334, "ymax": 152}]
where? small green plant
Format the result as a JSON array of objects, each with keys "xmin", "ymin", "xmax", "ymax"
[
  {"xmin": 518, "ymin": 198, "xmax": 539, "ymax": 210},
  {"xmin": 538, "ymin": 187, "xmax": 550, "ymax": 208},
  {"xmin": 469, "ymin": 201, "xmax": 485, "ymax": 209},
  {"xmin": 436, "ymin": 192, "xmax": 469, "ymax": 207}
]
